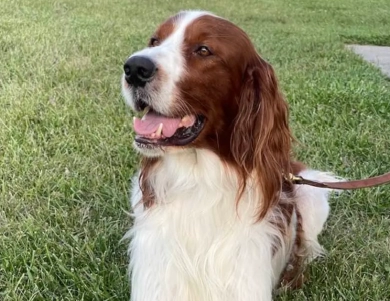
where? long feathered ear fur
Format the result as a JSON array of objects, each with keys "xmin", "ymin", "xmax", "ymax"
[{"xmin": 231, "ymin": 55, "xmax": 292, "ymax": 220}]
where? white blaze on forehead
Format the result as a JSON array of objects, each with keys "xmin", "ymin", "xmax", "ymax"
[
  {"xmin": 127, "ymin": 11, "xmax": 212, "ymax": 115},
  {"xmin": 132, "ymin": 11, "xmax": 210, "ymax": 77},
  {"xmin": 131, "ymin": 10, "xmax": 211, "ymax": 73}
]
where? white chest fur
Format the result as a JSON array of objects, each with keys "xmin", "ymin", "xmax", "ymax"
[{"xmin": 126, "ymin": 150, "xmax": 292, "ymax": 301}]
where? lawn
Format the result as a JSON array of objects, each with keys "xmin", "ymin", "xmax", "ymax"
[{"xmin": 0, "ymin": 0, "xmax": 389, "ymax": 300}]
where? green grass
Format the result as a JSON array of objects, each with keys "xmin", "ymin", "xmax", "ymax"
[{"xmin": 0, "ymin": 0, "xmax": 389, "ymax": 300}]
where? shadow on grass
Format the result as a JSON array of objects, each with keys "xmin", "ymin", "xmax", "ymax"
[{"xmin": 341, "ymin": 34, "xmax": 390, "ymax": 47}]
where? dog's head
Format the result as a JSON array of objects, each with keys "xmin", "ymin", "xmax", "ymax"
[{"xmin": 122, "ymin": 11, "xmax": 292, "ymax": 215}]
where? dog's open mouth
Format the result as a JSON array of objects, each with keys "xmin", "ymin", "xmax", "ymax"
[{"xmin": 133, "ymin": 106, "xmax": 205, "ymax": 146}]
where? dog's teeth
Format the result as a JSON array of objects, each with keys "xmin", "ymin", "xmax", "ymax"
[
  {"xmin": 178, "ymin": 116, "xmax": 186, "ymax": 128},
  {"xmin": 141, "ymin": 106, "xmax": 150, "ymax": 121},
  {"xmin": 133, "ymin": 117, "xmax": 138, "ymax": 123},
  {"xmin": 181, "ymin": 115, "xmax": 195, "ymax": 127},
  {"xmin": 155, "ymin": 123, "xmax": 163, "ymax": 138}
]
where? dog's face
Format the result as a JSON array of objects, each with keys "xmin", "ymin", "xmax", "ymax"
[
  {"xmin": 122, "ymin": 10, "xmax": 293, "ymax": 218},
  {"xmin": 122, "ymin": 11, "xmax": 259, "ymax": 158}
]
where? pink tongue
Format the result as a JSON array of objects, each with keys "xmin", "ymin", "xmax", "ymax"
[{"xmin": 133, "ymin": 112, "xmax": 182, "ymax": 138}]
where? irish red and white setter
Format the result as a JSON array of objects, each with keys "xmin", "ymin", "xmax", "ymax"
[{"xmin": 121, "ymin": 10, "xmax": 337, "ymax": 301}]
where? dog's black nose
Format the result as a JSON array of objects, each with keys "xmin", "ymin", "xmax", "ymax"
[{"xmin": 124, "ymin": 56, "xmax": 157, "ymax": 87}]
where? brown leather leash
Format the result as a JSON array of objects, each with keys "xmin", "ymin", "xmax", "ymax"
[{"xmin": 289, "ymin": 171, "xmax": 390, "ymax": 190}]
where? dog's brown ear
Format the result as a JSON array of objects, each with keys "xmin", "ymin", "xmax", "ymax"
[
  {"xmin": 231, "ymin": 55, "xmax": 292, "ymax": 219},
  {"xmin": 139, "ymin": 157, "xmax": 159, "ymax": 208}
]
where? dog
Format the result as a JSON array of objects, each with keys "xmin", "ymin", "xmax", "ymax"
[{"xmin": 121, "ymin": 10, "xmax": 338, "ymax": 301}]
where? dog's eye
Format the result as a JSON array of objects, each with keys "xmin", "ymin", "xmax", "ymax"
[
  {"xmin": 149, "ymin": 37, "xmax": 160, "ymax": 47},
  {"xmin": 195, "ymin": 46, "xmax": 212, "ymax": 57}
]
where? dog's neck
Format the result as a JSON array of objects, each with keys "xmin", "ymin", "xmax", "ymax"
[
  {"xmin": 150, "ymin": 149, "xmax": 234, "ymax": 189},
  {"xmin": 141, "ymin": 149, "xmax": 264, "ymax": 221}
]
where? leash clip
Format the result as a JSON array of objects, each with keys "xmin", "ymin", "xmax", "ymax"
[{"xmin": 285, "ymin": 173, "xmax": 303, "ymax": 183}]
